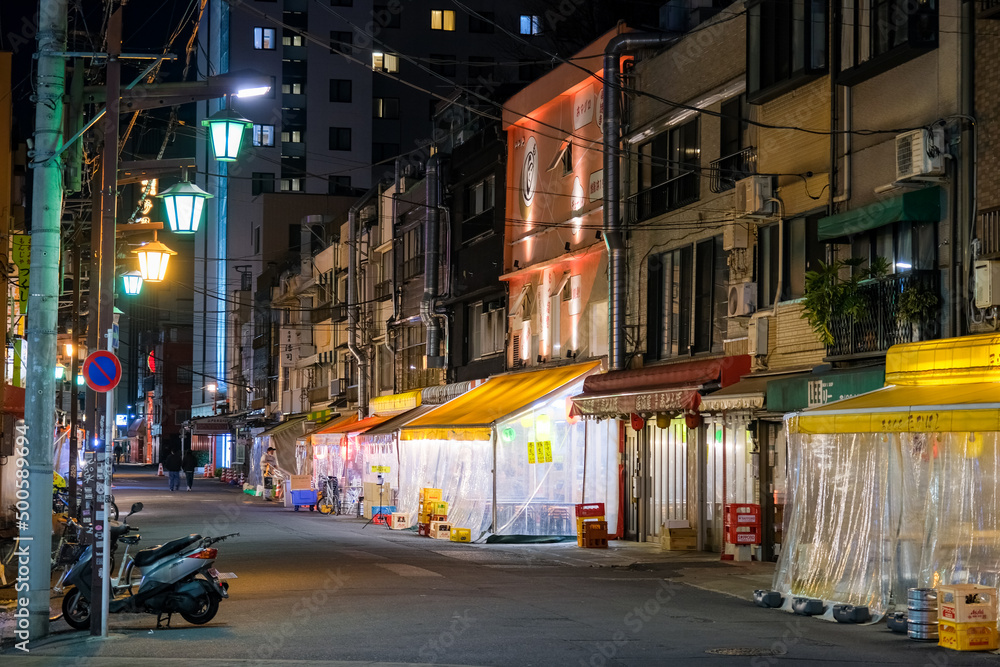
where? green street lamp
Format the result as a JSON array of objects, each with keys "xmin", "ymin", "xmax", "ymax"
[
  {"xmin": 133, "ymin": 232, "xmax": 177, "ymax": 283},
  {"xmin": 157, "ymin": 179, "xmax": 213, "ymax": 234},
  {"xmin": 55, "ymin": 363, "xmax": 65, "ymax": 380},
  {"xmin": 121, "ymin": 270, "xmax": 143, "ymax": 296},
  {"xmin": 201, "ymin": 107, "xmax": 252, "ymax": 162}
]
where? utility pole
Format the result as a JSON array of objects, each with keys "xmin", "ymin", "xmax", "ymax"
[{"xmin": 22, "ymin": 0, "xmax": 67, "ymax": 643}]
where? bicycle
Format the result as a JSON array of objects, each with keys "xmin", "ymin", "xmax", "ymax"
[
  {"xmin": 54, "ymin": 487, "xmax": 119, "ymax": 522},
  {"xmin": 316, "ymin": 475, "xmax": 342, "ymax": 515}
]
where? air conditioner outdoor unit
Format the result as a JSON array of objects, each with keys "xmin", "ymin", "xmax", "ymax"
[
  {"xmin": 895, "ymin": 128, "xmax": 945, "ymax": 181},
  {"xmin": 975, "ymin": 260, "xmax": 1000, "ymax": 309},
  {"xmin": 727, "ymin": 281, "xmax": 756, "ymax": 317},
  {"xmin": 329, "ymin": 379, "xmax": 344, "ymax": 397},
  {"xmin": 748, "ymin": 316, "xmax": 769, "ymax": 356},
  {"xmin": 734, "ymin": 176, "xmax": 773, "ymax": 217}
]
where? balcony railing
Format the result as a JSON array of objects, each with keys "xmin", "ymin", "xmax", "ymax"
[
  {"xmin": 827, "ymin": 270, "xmax": 940, "ymax": 358},
  {"xmin": 374, "ymin": 280, "xmax": 393, "ymax": 301},
  {"xmin": 978, "ymin": 207, "xmax": 1000, "ymax": 259},
  {"xmin": 981, "ymin": 0, "xmax": 1000, "ymax": 18},
  {"xmin": 709, "ymin": 147, "xmax": 757, "ymax": 193},
  {"xmin": 626, "ymin": 171, "xmax": 699, "ymax": 224}
]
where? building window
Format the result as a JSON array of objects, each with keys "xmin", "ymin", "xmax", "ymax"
[
  {"xmin": 431, "ymin": 9, "xmax": 456, "ymax": 30},
  {"xmin": 254, "ymin": 226, "xmax": 261, "ymax": 254},
  {"xmin": 561, "ymin": 142, "xmax": 573, "ymax": 176},
  {"xmin": 838, "ymin": 0, "xmax": 938, "ymax": 83},
  {"xmin": 282, "ymin": 34, "xmax": 303, "ymax": 46},
  {"xmin": 329, "ymin": 127, "xmax": 352, "ymax": 151},
  {"xmin": 758, "ymin": 214, "xmax": 826, "ymax": 307},
  {"xmin": 519, "ymin": 15, "xmax": 542, "ymax": 35},
  {"xmin": 429, "ymin": 54, "xmax": 456, "ymax": 77},
  {"xmin": 647, "ymin": 236, "xmax": 728, "ymax": 359},
  {"xmin": 747, "ymin": 0, "xmax": 827, "ymax": 103},
  {"xmin": 400, "ymin": 326, "xmax": 435, "ymax": 391},
  {"xmin": 468, "ymin": 302, "xmax": 505, "ymax": 360},
  {"xmin": 329, "ymin": 175, "xmax": 352, "ymax": 195},
  {"xmin": 252, "ymin": 124, "xmax": 275, "ymax": 147},
  {"xmin": 330, "ymin": 0, "xmax": 352, "ymax": 5},
  {"xmin": 281, "ymin": 130, "xmax": 302, "ymax": 143},
  {"xmin": 279, "ymin": 178, "xmax": 303, "ymax": 192},
  {"xmin": 253, "ymin": 27, "xmax": 276, "ymax": 49},
  {"xmin": 372, "ymin": 142, "xmax": 399, "ymax": 163},
  {"xmin": 469, "ymin": 11, "xmax": 495, "ymax": 33},
  {"xmin": 281, "ymin": 82, "xmax": 303, "ymax": 94},
  {"xmin": 329, "ymin": 30, "xmax": 352, "ymax": 55},
  {"xmin": 330, "ymin": 78, "xmax": 352, "ymax": 103},
  {"xmin": 373, "ymin": 97, "xmax": 400, "ymax": 119},
  {"xmin": 465, "ymin": 174, "xmax": 495, "ymax": 217},
  {"xmin": 251, "ymin": 172, "xmax": 275, "ymax": 196},
  {"xmin": 372, "ymin": 52, "xmax": 399, "ymax": 72},
  {"xmin": 374, "ymin": 6, "xmax": 401, "ymax": 28},
  {"xmin": 402, "ymin": 227, "xmax": 424, "ymax": 279},
  {"xmin": 631, "ymin": 118, "xmax": 700, "ymax": 222}
]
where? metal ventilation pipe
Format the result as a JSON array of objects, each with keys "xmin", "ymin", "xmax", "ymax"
[
  {"xmin": 603, "ymin": 31, "xmax": 679, "ymax": 371},
  {"xmin": 348, "ymin": 184, "xmax": 384, "ymax": 415},
  {"xmin": 421, "ymin": 153, "xmax": 445, "ymax": 368}
]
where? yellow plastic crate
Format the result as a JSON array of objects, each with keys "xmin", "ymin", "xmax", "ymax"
[
  {"xmin": 450, "ymin": 528, "xmax": 471, "ymax": 542},
  {"xmin": 420, "ymin": 488, "xmax": 442, "ymax": 502},
  {"xmin": 432, "ymin": 501, "xmax": 449, "ymax": 515},
  {"xmin": 938, "ymin": 620, "xmax": 1000, "ymax": 651}
]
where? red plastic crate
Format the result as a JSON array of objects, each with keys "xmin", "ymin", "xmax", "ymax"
[
  {"xmin": 575, "ymin": 503, "xmax": 605, "ymax": 519},
  {"xmin": 726, "ymin": 524, "xmax": 760, "ymax": 545},
  {"xmin": 724, "ymin": 504, "xmax": 761, "ymax": 528}
]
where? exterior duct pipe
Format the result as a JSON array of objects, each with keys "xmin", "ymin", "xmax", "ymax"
[
  {"xmin": 422, "ymin": 153, "xmax": 445, "ymax": 368},
  {"xmin": 603, "ymin": 31, "xmax": 680, "ymax": 371},
  {"xmin": 348, "ymin": 183, "xmax": 385, "ymax": 416}
]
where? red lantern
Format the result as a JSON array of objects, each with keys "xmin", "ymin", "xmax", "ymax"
[
  {"xmin": 684, "ymin": 411, "xmax": 703, "ymax": 429},
  {"xmin": 630, "ymin": 413, "xmax": 646, "ymax": 431},
  {"xmin": 147, "ymin": 351, "xmax": 156, "ymax": 372}
]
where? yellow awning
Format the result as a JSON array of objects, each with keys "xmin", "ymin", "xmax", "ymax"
[
  {"xmin": 400, "ymin": 361, "xmax": 601, "ymax": 441},
  {"xmin": 369, "ymin": 389, "xmax": 422, "ymax": 415},
  {"xmin": 886, "ymin": 334, "xmax": 1000, "ymax": 386},
  {"xmin": 789, "ymin": 383, "xmax": 1000, "ymax": 434}
]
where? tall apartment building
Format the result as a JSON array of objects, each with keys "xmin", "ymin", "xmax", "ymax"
[{"xmin": 193, "ymin": 0, "xmax": 658, "ymax": 416}]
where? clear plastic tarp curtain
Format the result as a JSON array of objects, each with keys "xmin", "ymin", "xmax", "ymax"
[
  {"xmin": 397, "ymin": 438, "xmax": 493, "ymax": 536},
  {"xmin": 774, "ymin": 427, "xmax": 1000, "ymax": 618}
]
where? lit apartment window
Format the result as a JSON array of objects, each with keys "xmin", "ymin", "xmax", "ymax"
[
  {"xmin": 282, "ymin": 34, "xmax": 303, "ymax": 46},
  {"xmin": 372, "ymin": 52, "xmax": 399, "ymax": 73},
  {"xmin": 253, "ymin": 27, "xmax": 276, "ymax": 50},
  {"xmin": 252, "ymin": 124, "xmax": 275, "ymax": 147},
  {"xmin": 373, "ymin": 97, "xmax": 400, "ymax": 119},
  {"xmin": 280, "ymin": 130, "xmax": 302, "ymax": 143},
  {"xmin": 519, "ymin": 15, "xmax": 541, "ymax": 35},
  {"xmin": 431, "ymin": 9, "xmax": 456, "ymax": 31},
  {"xmin": 281, "ymin": 82, "xmax": 302, "ymax": 94},
  {"xmin": 279, "ymin": 178, "xmax": 303, "ymax": 192}
]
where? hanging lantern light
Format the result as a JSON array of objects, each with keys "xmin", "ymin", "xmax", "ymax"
[
  {"xmin": 157, "ymin": 180, "xmax": 213, "ymax": 234},
  {"xmin": 201, "ymin": 107, "xmax": 252, "ymax": 161},
  {"xmin": 121, "ymin": 270, "xmax": 143, "ymax": 296},
  {"xmin": 133, "ymin": 232, "xmax": 177, "ymax": 283},
  {"xmin": 54, "ymin": 363, "xmax": 66, "ymax": 380}
]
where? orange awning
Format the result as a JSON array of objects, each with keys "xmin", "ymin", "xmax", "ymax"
[
  {"xmin": 314, "ymin": 413, "xmax": 359, "ymax": 434},
  {"xmin": 315, "ymin": 413, "xmax": 396, "ymax": 436}
]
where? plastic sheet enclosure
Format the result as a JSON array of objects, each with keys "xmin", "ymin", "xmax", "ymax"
[
  {"xmin": 773, "ymin": 427, "xmax": 1000, "ymax": 618},
  {"xmin": 395, "ymin": 415, "xmax": 619, "ymax": 539}
]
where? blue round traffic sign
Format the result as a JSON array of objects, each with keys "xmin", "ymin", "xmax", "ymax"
[{"xmin": 83, "ymin": 350, "xmax": 122, "ymax": 392}]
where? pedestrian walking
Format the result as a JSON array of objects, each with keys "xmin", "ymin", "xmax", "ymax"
[
  {"xmin": 114, "ymin": 442, "xmax": 123, "ymax": 466},
  {"xmin": 260, "ymin": 446, "xmax": 278, "ymax": 501},
  {"xmin": 182, "ymin": 449, "xmax": 197, "ymax": 491},
  {"xmin": 164, "ymin": 447, "xmax": 182, "ymax": 492}
]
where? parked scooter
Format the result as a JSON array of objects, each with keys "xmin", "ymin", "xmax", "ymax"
[{"xmin": 60, "ymin": 502, "xmax": 239, "ymax": 629}]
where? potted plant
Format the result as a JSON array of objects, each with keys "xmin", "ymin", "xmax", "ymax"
[
  {"xmin": 801, "ymin": 257, "xmax": 889, "ymax": 348},
  {"xmin": 897, "ymin": 280, "xmax": 939, "ymax": 341}
]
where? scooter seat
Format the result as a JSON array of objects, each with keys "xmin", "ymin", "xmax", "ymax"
[
  {"xmin": 109, "ymin": 521, "xmax": 130, "ymax": 541},
  {"xmin": 133, "ymin": 534, "xmax": 202, "ymax": 568}
]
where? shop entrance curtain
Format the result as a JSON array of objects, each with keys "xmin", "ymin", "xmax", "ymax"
[{"xmin": 774, "ymin": 429, "xmax": 1000, "ymax": 618}]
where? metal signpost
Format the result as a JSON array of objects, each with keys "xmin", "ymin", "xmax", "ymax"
[{"xmin": 82, "ymin": 346, "xmax": 121, "ymax": 637}]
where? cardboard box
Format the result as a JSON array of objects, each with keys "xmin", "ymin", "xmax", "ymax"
[
  {"xmin": 450, "ymin": 528, "xmax": 471, "ymax": 542},
  {"xmin": 661, "ymin": 527, "xmax": 697, "ymax": 551},
  {"xmin": 289, "ymin": 475, "xmax": 312, "ymax": 491},
  {"xmin": 939, "ymin": 585, "xmax": 997, "ymax": 623},
  {"xmin": 938, "ymin": 620, "xmax": 999, "ymax": 651}
]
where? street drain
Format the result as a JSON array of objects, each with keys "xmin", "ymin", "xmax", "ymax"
[{"xmin": 706, "ymin": 648, "xmax": 785, "ymax": 657}]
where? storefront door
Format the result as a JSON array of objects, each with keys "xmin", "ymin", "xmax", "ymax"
[{"xmin": 625, "ymin": 419, "xmax": 690, "ymax": 542}]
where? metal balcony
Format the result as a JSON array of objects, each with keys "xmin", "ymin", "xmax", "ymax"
[
  {"xmin": 709, "ymin": 147, "xmax": 757, "ymax": 193},
  {"xmin": 626, "ymin": 172, "xmax": 699, "ymax": 224},
  {"xmin": 826, "ymin": 270, "xmax": 940, "ymax": 359},
  {"xmin": 981, "ymin": 0, "xmax": 1000, "ymax": 18}
]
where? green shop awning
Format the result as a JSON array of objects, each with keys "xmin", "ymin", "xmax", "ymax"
[
  {"xmin": 817, "ymin": 186, "xmax": 941, "ymax": 241},
  {"xmin": 766, "ymin": 366, "xmax": 885, "ymax": 414}
]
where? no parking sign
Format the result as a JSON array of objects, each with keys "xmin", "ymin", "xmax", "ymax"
[{"xmin": 83, "ymin": 350, "xmax": 122, "ymax": 392}]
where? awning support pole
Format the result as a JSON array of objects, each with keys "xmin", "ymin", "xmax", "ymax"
[{"xmin": 491, "ymin": 427, "xmax": 497, "ymax": 534}]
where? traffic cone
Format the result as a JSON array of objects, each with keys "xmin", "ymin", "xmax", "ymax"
[
  {"xmin": 203, "ymin": 462, "xmax": 213, "ymax": 478},
  {"xmin": 157, "ymin": 463, "xmax": 164, "ymax": 476}
]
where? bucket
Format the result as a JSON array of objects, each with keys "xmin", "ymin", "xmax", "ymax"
[{"xmin": 907, "ymin": 588, "xmax": 939, "ymax": 641}]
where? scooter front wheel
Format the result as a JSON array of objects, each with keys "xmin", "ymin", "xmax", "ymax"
[{"xmin": 61, "ymin": 586, "xmax": 91, "ymax": 630}]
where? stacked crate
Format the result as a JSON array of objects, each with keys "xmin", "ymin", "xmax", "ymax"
[
  {"xmin": 937, "ymin": 585, "xmax": 998, "ymax": 651},
  {"xmin": 450, "ymin": 528, "xmax": 471, "ymax": 542},
  {"xmin": 417, "ymin": 488, "xmax": 442, "ymax": 537},
  {"xmin": 574, "ymin": 503, "xmax": 606, "ymax": 547}
]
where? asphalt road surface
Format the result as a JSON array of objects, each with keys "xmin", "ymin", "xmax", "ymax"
[{"xmin": 2, "ymin": 467, "xmax": 997, "ymax": 665}]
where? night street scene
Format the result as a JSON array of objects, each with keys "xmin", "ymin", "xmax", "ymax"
[{"xmin": 1, "ymin": 0, "xmax": 1000, "ymax": 665}]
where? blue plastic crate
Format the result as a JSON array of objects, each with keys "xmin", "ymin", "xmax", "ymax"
[
  {"xmin": 371, "ymin": 505, "xmax": 396, "ymax": 516},
  {"xmin": 290, "ymin": 489, "xmax": 317, "ymax": 506}
]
